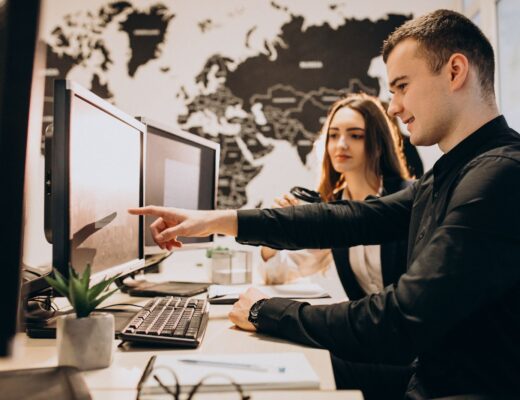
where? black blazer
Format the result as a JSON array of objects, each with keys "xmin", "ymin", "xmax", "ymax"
[{"xmin": 331, "ymin": 176, "xmax": 411, "ymax": 301}]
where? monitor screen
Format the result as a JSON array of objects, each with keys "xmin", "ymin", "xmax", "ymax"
[
  {"xmin": 51, "ymin": 80, "xmax": 145, "ymax": 283},
  {"xmin": 141, "ymin": 118, "xmax": 219, "ymax": 251},
  {"xmin": 0, "ymin": 0, "xmax": 40, "ymax": 356}
]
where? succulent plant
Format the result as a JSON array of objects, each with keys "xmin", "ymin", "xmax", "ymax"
[{"xmin": 44, "ymin": 265, "xmax": 120, "ymax": 318}]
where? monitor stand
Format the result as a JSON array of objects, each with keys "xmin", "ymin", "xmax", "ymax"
[
  {"xmin": 116, "ymin": 251, "xmax": 211, "ymax": 298},
  {"xmin": 144, "ymin": 251, "xmax": 173, "ymax": 271}
]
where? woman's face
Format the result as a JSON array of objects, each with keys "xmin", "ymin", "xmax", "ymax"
[{"xmin": 326, "ymin": 106, "xmax": 367, "ymax": 175}]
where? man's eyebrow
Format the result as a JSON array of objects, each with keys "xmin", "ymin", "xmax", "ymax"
[{"xmin": 389, "ymin": 75, "xmax": 408, "ymax": 89}]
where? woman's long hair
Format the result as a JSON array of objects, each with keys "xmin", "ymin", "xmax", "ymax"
[{"xmin": 317, "ymin": 93, "xmax": 410, "ymax": 202}]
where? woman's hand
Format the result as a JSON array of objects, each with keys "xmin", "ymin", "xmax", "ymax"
[{"xmin": 273, "ymin": 193, "xmax": 300, "ymax": 208}]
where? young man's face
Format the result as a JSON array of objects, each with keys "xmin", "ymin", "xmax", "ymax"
[{"xmin": 386, "ymin": 38, "xmax": 455, "ymax": 148}]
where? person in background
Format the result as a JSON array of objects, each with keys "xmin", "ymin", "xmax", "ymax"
[{"xmin": 260, "ymin": 93, "xmax": 413, "ymax": 305}]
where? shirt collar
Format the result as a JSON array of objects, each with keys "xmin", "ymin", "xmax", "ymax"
[{"xmin": 432, "ymin": 115, "xmax": 509, "ymax": 184}]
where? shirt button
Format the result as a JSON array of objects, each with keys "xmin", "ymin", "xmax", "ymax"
[
  {"xmin": 417, "ymin": 231, "xmax": 425, "ymax": 241},
  {"xmin": 432, "ymin": 191, "xmax": 438, "ymax": 200}
]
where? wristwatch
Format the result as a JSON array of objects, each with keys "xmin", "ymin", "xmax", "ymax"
[{"xmin": 248, "ymin": 298, "xmax": 268, "ymax": 329}]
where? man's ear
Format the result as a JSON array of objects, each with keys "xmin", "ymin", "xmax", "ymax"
[{"xmin": 447, "ymin": 53, "xmax": 470, "ymax": 91}]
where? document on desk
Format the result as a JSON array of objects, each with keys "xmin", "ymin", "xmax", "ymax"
[
  {"xmin": 208, "ymin": 283, "xmax": 330, "ymax": 304},
  {"xmin": 140, "ymin": 352, "xmax": 320, "ymax": 395}
]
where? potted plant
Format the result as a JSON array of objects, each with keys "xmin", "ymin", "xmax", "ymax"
[{"xmin": 45, "ymin": 265, "xmax": 120, "ymax": 370}]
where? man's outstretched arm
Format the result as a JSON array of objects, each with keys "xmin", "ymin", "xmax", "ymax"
[
  {"xmin": 128, "ymin": 207, "xmax": 238, "ymax": 250},
  {"xmin": 130, "ymin": 183, "xmax": 416, "ymax": 251}
]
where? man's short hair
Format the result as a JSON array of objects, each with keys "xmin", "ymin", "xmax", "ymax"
[{"xmin": 382, "ymin": 9, "xmax": 495, "ymax": 97}]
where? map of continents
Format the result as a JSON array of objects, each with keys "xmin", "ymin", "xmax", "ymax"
[{"xmin": 42, "ymin": 1, "xmax": 409, "ymax": 209}]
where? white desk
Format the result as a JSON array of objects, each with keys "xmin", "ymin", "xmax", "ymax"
[
  {"xmin": 1, "ymin": 247, "xmax": 361, "ymax": 399},
  {"xmin": 90, "ymin": 390, "xmax": 362, "ymax": 399}
]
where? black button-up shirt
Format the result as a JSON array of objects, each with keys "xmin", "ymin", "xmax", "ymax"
[{"xmin": 237, "ymin": 116, "xmax": 520, "ymax": 398}]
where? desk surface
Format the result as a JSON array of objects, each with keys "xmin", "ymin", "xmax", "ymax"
[
  {"xmin": 1, "ymin": 247, "xmax": 360, "ymax": 399},
  {"xmin": 91, "ymin": 389, "xmax": 363, "ymax": 399}
]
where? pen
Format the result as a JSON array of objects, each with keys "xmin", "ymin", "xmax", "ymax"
[{"xmin": 178, "ymin": 358, "xmax": 270, "ymax": 372}]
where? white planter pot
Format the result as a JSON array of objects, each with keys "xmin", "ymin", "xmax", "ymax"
[{"xmin": 57, "ymin": 312, "xmax": 114, "ymax": 371}]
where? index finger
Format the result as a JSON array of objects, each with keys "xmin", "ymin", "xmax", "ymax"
[{"xmin": 128, "ymin": 206, "xmax": 167, "ymax": 218}]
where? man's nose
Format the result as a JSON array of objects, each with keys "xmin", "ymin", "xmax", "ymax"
[{"xmin": 387, "ymin": 96, "xmax": 401, "ymax": 118}]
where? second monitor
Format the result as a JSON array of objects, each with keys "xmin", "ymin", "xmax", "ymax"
[{"xmin": 140, "ymin": 118, "xmax": 220, "ymax": 254}]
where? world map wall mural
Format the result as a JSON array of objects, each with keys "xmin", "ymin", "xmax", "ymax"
[{"xmin": 41, "ymin": 0, "xmax": 411, "ymax": 209}]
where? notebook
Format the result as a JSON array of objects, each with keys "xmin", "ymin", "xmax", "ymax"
[
  {"xmin": 208, "ymin": 283, "xmax": 330, "ymax": 304},
  {"xmin": 140, "ymin": 352, "xmax": 320, "ymax": 394}
]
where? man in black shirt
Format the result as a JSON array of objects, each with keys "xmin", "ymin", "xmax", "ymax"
[{"xmin": 130, "ymin": 10, "xmax": 520, "ymax": 399}]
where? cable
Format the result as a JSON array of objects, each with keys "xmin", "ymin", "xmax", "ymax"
[{"xmin": 30, "ymin": 298, "xmax": 58, "ymax": 312}]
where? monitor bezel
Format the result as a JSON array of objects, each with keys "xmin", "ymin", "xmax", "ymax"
[
  {"xmin": 138, "ymin": 117, "xmax": 220, "ymax": 253},
  {"xmin": 52, "ymin": 79, "xmax": 146, "ymax": 283},
  {"xmin": 0, "ymin": 0, "xmax": 41, "ymax": 356}
]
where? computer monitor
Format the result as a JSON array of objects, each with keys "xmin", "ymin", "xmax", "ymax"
[
  {"xmin": 139, "ymin": 118, "xmax": 220, "ymax": 253},
  {"xmin": 0, "ymin": 0, "xmax": 40, "ymax": 356},
  {"xmin": 48, "ymin": 80, "xmax": 145, "ymax": 284}
]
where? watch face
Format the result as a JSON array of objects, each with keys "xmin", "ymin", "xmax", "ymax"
[{"xmin": 248, "ymin": 299, "xmax": 266, "ymax": 325}]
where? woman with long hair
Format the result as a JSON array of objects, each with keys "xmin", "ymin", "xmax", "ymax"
[{"xmin": 260, "ymin": 93, "xmax": 412, "ymax": 301}]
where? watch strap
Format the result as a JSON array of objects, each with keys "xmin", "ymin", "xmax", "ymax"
[{"xmin": 248, "ymin": 298, "xmax": 268, "ymax": 329}]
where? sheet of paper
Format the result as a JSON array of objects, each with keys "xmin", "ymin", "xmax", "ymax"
[
  {"xmin": 141, "ymin": 352, "xmax": 320, "ymax": 394},
  {"xmin": 208, "ymin": 283, "xmax": 330, "ymax": 300}
]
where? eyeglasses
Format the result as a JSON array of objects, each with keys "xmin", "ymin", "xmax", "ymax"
[{"xmin": 136, "ymin": 356, "xmax": 250, "ymax": 400}]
